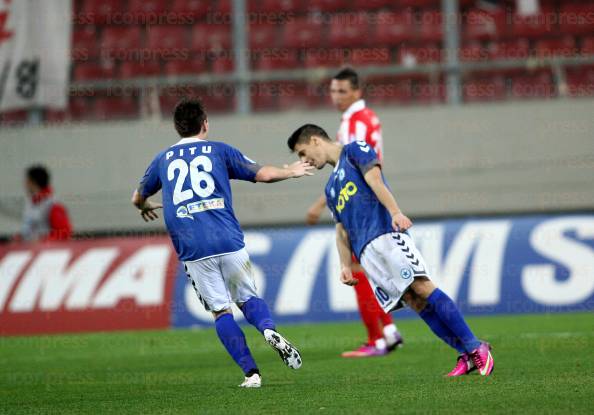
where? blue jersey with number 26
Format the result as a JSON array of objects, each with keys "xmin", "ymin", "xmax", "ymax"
[
  {"xmin": 325, "ymin": 141, "xmax": 394, "ymax": 260},
  {"xmin": 138, "ymin": 139, "xmax": 262, "ymax": 262}
]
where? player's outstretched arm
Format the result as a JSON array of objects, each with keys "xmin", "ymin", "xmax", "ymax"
[
  {"xmin": 363, "ymin": 166, "xmax": 413, "ymax": 232},
  {"xmin": 131, "ymin": 190, "xmax": 163, "ymax": 222},
  {"xmin": 336, "ymin": 223, "xmax": 358, "ymax": 286},
  {"xmin": 255, "ymin": 160, "xmax": 314, "ymax": 183}
]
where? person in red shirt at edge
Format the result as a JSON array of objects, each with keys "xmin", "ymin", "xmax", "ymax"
[
  {"xmin": 306, "ymin": 68, "xmax": 404, "ymax": 357},
  {"xmin": 16, "ymin": 165, "xmax": 72, "ymax": 242}
]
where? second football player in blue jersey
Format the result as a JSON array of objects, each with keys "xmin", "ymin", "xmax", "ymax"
[
  {"xmin": 288, "ymin": 124, "xmax": 495, "ymax": 377},
  {"xmin": 132, "ymin": 98, "xmax": 314, "ymax": 388}
]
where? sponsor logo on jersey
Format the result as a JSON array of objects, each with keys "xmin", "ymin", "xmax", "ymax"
[
  {"xmin": 336, "ymin": 181, "xmax": 358, "ymax": 213},
  {"xmin": 176, "ymin": 205, "xmax": 194, "ymax": 220},
  {"xmin": 176, "ymin": 198, "xmax": 225, "ymax": 219},
  {"xmin": 188, "ymin": 198, "xmax": 225, "ymax": 213}
]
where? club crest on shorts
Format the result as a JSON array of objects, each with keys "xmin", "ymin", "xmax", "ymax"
[{"xmin": 400, "ymin": 268, "xmax": 412, "ymax": 279}]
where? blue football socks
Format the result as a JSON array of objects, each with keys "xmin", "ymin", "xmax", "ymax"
[
  {"xmin": 241, "ymin": 296, "xmax": 276, "ymax": 334},
  {"xmin": 424, "ymin": 288, "xmax": 481, "ymax": 353},
  {"xmin": 215, "ymin": 313, "xmax": 258, "ymax": 375},
  {"xmin": 419, "ymin": 306, "xmax": 466, "ymax": 354}
]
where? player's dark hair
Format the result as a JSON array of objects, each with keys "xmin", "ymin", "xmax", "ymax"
[
  {"xmin": 26, "ymin": 165, "xmax": 50, "ymax": 188},
  {"xmin": 333, "ymin": 67, "xmax": 360, "ymax": 90},
  {"xmin": 287, "ymin": 124, "xmax": 331, "ymax": 151},
  {"xmin": 173, "ymin": 98, "xmax": 207, "ymax": 137}
]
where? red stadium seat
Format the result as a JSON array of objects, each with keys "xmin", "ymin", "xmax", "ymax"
[
  {"xmin": 251, "ymin": 82, "xmax": 280, "ymax": 112},
  {"xmin": 282, "ymin": 17, "xmax": 323, "ymax": 49},
  {"xmin": 463, "ymin": 73, "xmax": 506, "ymax": 102},
  {"xmin": 510, "ymin": 6, "xmax": 556, "ymax": 38},
  {"xmin": 418, "ymin": 10, "xmax": 443, "ymax": 42},
  {"xmin": 415, "ymin": 76, "xmax": 446, "ymax": 104},
  {"xmin": 159, "ymin": 87, "xmax": 190, "ymax": 115},
  {"xmin": 192, "ymin": 25, "xmax": 232, "ymax": 52},
  {"xmin": 164, "ymin": 58, "xmax": 208, "ymax": 76},
  {"xmin": 73, "ymin": 62, "xmax": 117, "ymax": 81},
  {"xmin": 0, "ymin": 110, "xmax": 28, "ymax": 126},
  {"xmin": 353, "ymin": 0, "xmax": 392, "ymax": 10},
  {"xmin": 211, "ymin": 53, "xmax": 234, "ymax": 73},
  {"xmin": 306, "ymin": 0, "xmax": 350, "ymax": 13},
  {"xmin": 119, "ymin": 61, "xmax": 162, "ymax": 79},
  {"xmin": 535, "ymin": 37, "xmax": 578, "ymax": 58},
  {"xmin": 559, "ymin": 3, "xmax": 594, "ymax": 34},
  {"xmin": 459, "ymin": 41, "xmax": 490, "ymax": 61},
  {"xmin": 171, "ymin": 0, "xmax": 210, "ymax": 19},
  {"xmin": 328, "ymin": 13, "xmax": 370, "ymax": 48},
  {"xmin": 397, "ymin": 0, "xmax": 439, "ymax": 7},
  {"xmin": 200, "ymin": 84, "xmax": 235, "ymax": 113},
  {"xmin": 251, "ymin": 81, "xmax": 311, "ymax": 112},
  {"xmin": 146, "ymin": 26, "xmax": 188, "ymax": 53},
  {"xmin": 463, "ymin": 8, "xmax": 507, "ymax": 40},
  {"xmin": 398, "ymin": 43, "xmax": 442, "ymax": 65},
  {"xmin": 72, "ymin": 27, "xmax": 99, "ymax": 61},
  {"xmin": 304, "ymin": 48, "xmax": 346, "ymax": 68},
  {"xmin": 488, "ymin": 39, "xmax": 530, "ymax": 60},
  {"xmin": 81, "ymin": 0, "xmax": 125, "ymax": 23},
  {"xmin": 278, "ymin": 81, "xmax": 311, "ymax": 110},
  {"xmin": 255, "ymin": 0, "xmax": 306, "ymax": 14},
  {"xmin": 254, "ymin": 50, "xmax": 299, "ymax": 70},
  {"xmin": 582, "ymin": 36, "xmax": 594, "ymax": 55},
  {"xmin": 101, "ymin": 27, "xmax": 142, "ymax": 56},
  {"xmin": 44, "ymin": 109, "xmax": 67, "ymax": 124},
  {"xmin": 94, "ymin": 96, "xmax": 139, "ymax": 120},
  {"xmin": 304, "ymin": 79, "xmax": 331, "ymax": 108},
  {"xmin": 68, "ymin": 97, "xmax": 95, "ymax": 121},
  {"xmin": 160, "ymin": 85, "xmax": 234, "ymax": 114},
  {"xmin": 250, "ymin": 23, "xmax": 280, "ymax": 50},
  {"xmin": 375, "ymin": 11, "xmax": 416, "ymax": 46},
  {"xmin": 565, "ymin": 65, "xmax": 594, "ymax": 97},
  {"xmin": 347, "ymin": 48, "xmax": 392, "ymax": 66},
  {"xmin": 365, "ymin": 75, "xmax": 414, "ymax": 105},
  {"xmin": 217, "ymin": 0, "xmax": 231, "ymax": 16},
  {"xmin": 510, "ymin": 70, "xmax": 555, "ymax": 99},
  {"xmin": 160, "ymin": 84, "xmax": 235, "ymax": 114},
  {"xmin": 128, "ymin": 0, "xmax": 168, "ymax": 16}
]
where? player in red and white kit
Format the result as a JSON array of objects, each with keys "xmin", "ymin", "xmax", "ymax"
[{"xmin": 306, "ymin": 68, "xmax": 403, "ymax": 357}]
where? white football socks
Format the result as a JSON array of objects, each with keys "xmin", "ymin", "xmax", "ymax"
[
  {"xmin": 383, "ymin": 324, "xmax": 398, "ymax": 345},
  {"xmin": 375, "ymin": 338, "xmax": 387, "ymax": 351}
]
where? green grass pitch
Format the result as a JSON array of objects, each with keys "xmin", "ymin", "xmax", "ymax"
[{"xmin": 1, "ymin": 313, "xmax": 593, "ymax": 414}]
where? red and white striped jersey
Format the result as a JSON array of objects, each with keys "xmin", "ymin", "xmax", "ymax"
[{"xmin": 336, "ymin": 99, "xmax": 383, "ymax": 161}]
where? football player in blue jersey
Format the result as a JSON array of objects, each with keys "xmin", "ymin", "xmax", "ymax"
[
  {"xmin": 287, "ymin": 124, "xmax": 494, "ymax": 377},
  {"xmin": 131, "ymin": 98, "xmax": 314, "ymax": 388}
]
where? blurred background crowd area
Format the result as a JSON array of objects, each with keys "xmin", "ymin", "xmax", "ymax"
[{"xmin": 1, "ymin": 0, "xmax": 594, "ymax": 126}]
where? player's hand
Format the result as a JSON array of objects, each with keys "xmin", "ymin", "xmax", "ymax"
[
  {"xmin": 305, "ymin": 204, "xmax": 322, "ymax": 225},
  {"xmin": 139, "ymin": 201, "xmax": 163, "ymax": 222},
  {"xmin": 391, "ymin": 212, "xmax": 413, "ymax": 232},
  {"xmin": 340, "ymin": 266, "xmax": 358, "ymax": 286},
  {"xmin": 284, "ymin": 160, "xmax": 315, "ymax": 178}
]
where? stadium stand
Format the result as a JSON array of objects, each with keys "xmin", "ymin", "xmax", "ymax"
[{"xmin": 1, "ymin": 0, "xmax": 593, "ymax": 126}]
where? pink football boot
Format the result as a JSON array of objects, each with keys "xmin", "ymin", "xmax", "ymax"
[
  {"xmin": 470, "ymin": 342, "xmax": 494, "ymax": 376},
  {"xmin": 446, "ymin": 353, "xmax": 475, "ymax": 377},
  {"xmin": 341, "ymin": 344, "xmax": 387, "ymax": 358}
]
